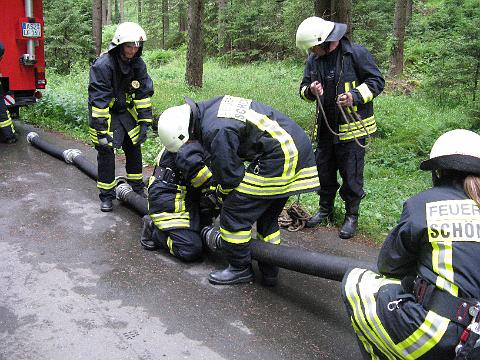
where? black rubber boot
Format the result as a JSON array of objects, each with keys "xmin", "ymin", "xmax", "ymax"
[
  {"xmin": 208, "ymin": 264, "xmax": 255, "ymax": 285},
  {"xmin": 305, "ymin": 206, "xmax": 334, "ymax": 228},
  {"xmin": 140, "ymin": 215, "xmax": 157, "ymax": 250},
  {"xmin": 100, "ymin": 199, "xmax": 113, "ymax": 212},
  {"xmin": 3, "ymin": 135, "xmax": 17, "ymax": 144},
  {"xmin": 339, "ymin": 214, "xmax": 358, "ymax": 239}
]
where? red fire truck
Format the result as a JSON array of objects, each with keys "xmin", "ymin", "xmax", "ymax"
[{"xmin": 0, "ymin": 0, "xmax": 46, "ymax": 118}]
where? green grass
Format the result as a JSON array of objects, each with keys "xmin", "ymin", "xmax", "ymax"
[{"xmin": 22, "ymin": 49, "xmax": 476, "ymax": 244}]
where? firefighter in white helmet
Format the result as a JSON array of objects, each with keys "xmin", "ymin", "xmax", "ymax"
[
  {"xmin": 296, "ymin": 17, "xmax": 384, "ymax": 239},
  {"xmin": 342, "ymin": 129, "xmax": 480, "ymax": 359},
  {"xmin": 88, "ymin": 22, "xmax": 154, "ymax": 212},
  {"xmin": 0, "ymin": 41, "xmax": 17, "ymax": 144},
  {"xmin": 157, "ymin": 96, "xmax": 320, "ymax": 286}
]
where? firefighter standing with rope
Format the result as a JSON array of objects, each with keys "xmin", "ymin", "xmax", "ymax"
[
  {"xmin": 0, "ymin": 42, "xmax": 17, "ymax": 144},
  {"xmin": 296, "ymin": 17, "xmax": 385, "ymax": 239},
  {"xmin": 156, "ymin": 95, "xmax": 320, "ymax": 286},
  {"xmin": 88, "ymin": 22, "xmax": 154, "ymax": 212},
  {"xmin": 342, "ymin": 129, "xmax": 480, "ymax": 359}
]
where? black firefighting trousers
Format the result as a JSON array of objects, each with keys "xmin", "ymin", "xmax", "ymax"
[
  {"xmin": 315, "ymin": 138, "xmax": 365, "ymax": 213},
  {"xmin": 219, "ymin": 191, "xmax": 288, "ymax": 274}
]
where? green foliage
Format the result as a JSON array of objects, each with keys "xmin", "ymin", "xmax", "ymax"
[
  {"xmin": 142, "ymin": 49, "xmax": 178, "ymax": 67},
  {"xmin": 43, "ymin": 0, "xmax": 93, "ymax": 74}
]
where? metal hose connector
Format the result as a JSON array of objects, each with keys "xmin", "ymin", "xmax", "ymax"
[
  {"xmin": 116, "ymin": 183, "xmax": 133, "ymax": 201},
  {"xmin": 62, "ymin": 149, "xmax": 82, "ymax": 164},
  {"xmin": 26, "ymin": 132, "xmax": 39, "ymax": 144}
]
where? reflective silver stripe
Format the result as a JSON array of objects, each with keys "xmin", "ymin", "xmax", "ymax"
[
  {"xmin": 300, "ymin": 85, "xmax": 314, "ymax": 102},
  {"xmin": 357, "ymin": 83, "xmax": 374, "ymax": 103},
  {"xmin": 191, "ymin": 166, "xmax": 212, "ymax": 188},
  {"xmin": 174, "ymin": 186, "xmax": 187, "ymax": 212},
  {"xmin": 344, "ymin": 268, "xmax": 400, "ymax": 359},
  {"xmin": 338, "ymin": 122, "xmax": 377, "ymax": 141},
  {"xmin": 338, "ymin": 116, "xmax": 375, "ymax": 132},
  {"xmin": 220, "ymin": 228, "xmax": 251, "ymax": 244},
  {"xmin": 97, "ymin": 179, "xmax": 117, "ymax": 190},
  {"xmin": 237, "ymin": 166, "xmax": 319, "ymax": 196},
  {"xmin": 133, "ymin": 97, "xmax": 152, "ymax": 109},
  {"xmin": 151, "ymin": 212, "xmax": 190, "ymax": 229},
  {"xmin": 91, "ymin": 106, "xmax": 110, "ymax": 118},
  {"xmin": 397, "ymin": 311, "xmax": 450, "ymax": 358},
  {"xmin": 257, "ymin": 230, "xmax": 281, "ymax": 244},
  {"xmin": 127, "ymin": 173, "xmax": 143, "ymax": 181},
  {"xmin": 246, "ymin": 109, "xmax": 298, "ymax": 178}
]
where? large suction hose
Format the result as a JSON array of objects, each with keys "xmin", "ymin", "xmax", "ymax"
[{"xmin": 27, "ymin": 132, "xmax": 378, "ymax": 281}]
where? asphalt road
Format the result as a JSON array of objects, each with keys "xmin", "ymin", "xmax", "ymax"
[{"xmin": 0, "ymin": 122, "xmax": 379, "ymax": 359}]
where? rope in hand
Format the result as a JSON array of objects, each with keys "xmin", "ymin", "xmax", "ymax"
[{"xmin": 314, "ymin": 92, "xmax": 371, "ymax": 149}]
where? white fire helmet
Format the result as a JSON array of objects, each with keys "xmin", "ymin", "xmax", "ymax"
[
  {"xmin": 109, "ymin": 22, "xmax": 147, "ymax": 50},
  {"xmin": 157, "ymin": 104, "xmax": 192, "ymax": 153},
  {"xmin": 420, "ymin": 129, "xmax": 480, "ymax": 175},
  {"xmin": 295, "ymin": 16, "xmax": 347, "ymax": 54}
]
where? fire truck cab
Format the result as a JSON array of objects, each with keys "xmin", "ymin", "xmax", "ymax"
[{"xmin": 0, "ymin": 0, "xmax": 46, "ymax": 118}]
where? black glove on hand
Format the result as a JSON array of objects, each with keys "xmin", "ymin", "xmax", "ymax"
[
  {"xmin": 136, "ymin": 124, "xmax": 149, "ymax": 145},
  {"xmin": 97, "ymin": 133, "xmax": 113, "ymax": 149}
]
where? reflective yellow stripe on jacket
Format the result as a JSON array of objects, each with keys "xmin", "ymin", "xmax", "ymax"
[{"xmin": 344, "ymin": 268, "xmax": 450, "ymax": 359}]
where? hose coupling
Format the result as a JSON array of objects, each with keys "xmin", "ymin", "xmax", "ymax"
[
  {"xmin": 62, "ymin": 149, "xmax": 82, "ymax": 164},
  {"xmin": 116, "ymin": 182, "xmax": 133, "ymax": 201},
  {"xmin": 26, "ymin": 132, "xmax": 39, "ymax": 144}
]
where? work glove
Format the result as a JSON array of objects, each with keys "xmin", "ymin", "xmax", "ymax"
[
  {"xmin": 215, "ymin": 184, "xmax": 232, "ymax": 205},
  {"xmin": 97, "ymin": 133, "xmax": 113, "ymax": 149},
  {"xmin": 136, "ymin": 123, "xmax": 149, "ymax": 145}
]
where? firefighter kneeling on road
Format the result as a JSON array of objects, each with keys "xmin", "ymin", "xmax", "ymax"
[
  {"xmin": 0, "ymin": 41, "xmax": 17, "ymax": 144},
  {"xmin": 342, "ymin": 129, "xmax": 480, "ymax": 359},
  {"xmin": 140, "ymin": 141, "xmax": 218, "ymax": 262},
  {"xmin": 88, "ymin": 22, "xmax": 154, "ymax": 212},
  {"xmin": 157, "ymin": 96, "xmax": 320, "ymax": 286}
]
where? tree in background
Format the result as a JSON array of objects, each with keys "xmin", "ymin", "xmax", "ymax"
[
  {"xmin": 389, "ymin": 0, "xmax": 407, "ymax": 77},
  {"xmin": 186, "ymin": 0, "xmax": 204, "ymax": 87},
  {"xmin": 43, "ymin": 0, "xmax": 92, "ymax": 74},
  {"xmin": 92, "ymin": 0, "xmax": 103, "ymax": 56}
]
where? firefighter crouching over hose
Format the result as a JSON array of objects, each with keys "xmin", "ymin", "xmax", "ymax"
[
  {"xmin": 0, "ymin": 42, "xmax": 17, "ymax": 144},
  {"xmin": 140, "ymin": 141, "xmax": 219, "ymax": 262},
  {"xmin": 296, "ymin": 17, "xmax": 385, "ymax": 239},
  {"xmin": 88, "ymin": 22, "xmax": 154, "ymax": 212},
  {"xmin": 156, "ymin": 95, "xmax": 320, "ymax": 286},
  {"xmin": 342, "ymin": 129, "xmax": 480, "ymax": 359}
]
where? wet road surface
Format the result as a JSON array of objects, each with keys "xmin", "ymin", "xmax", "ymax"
[{"xmin": 0, "ymin": 122, "xmax": 379, "ymax": 359}]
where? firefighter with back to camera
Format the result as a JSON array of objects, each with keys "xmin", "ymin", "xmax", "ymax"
[
  {"xmin": 88, "ymin": 22, "xmax": 154, "ymax": 212},
  {"xmin": 140, "ymin": 140, "xmax": 218, "ymax": 262},
  {"xmin": 0, "ymin": 42, "xmax": 17, "ymax": 144},
  {"xmin": 296, "ymin": 17, "xmax": 385, "ymax": 239},
  {"xmin": 156, "ymin": 95, "xmax": 320, "ymax": 286},
  {"xmin": 342, "ymin": 129, "xmax": 480, "ymax": 359}
]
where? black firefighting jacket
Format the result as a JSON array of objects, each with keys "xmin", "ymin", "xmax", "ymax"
[
  {"xmin": 147, "ymin": 142, "xmax": 213, "ymax": 231},
  {"xmin": 0, "ymin": 82, "xmax": 14, "ymax": 135},
  {"xmin": 299, "ymin": 38, "xmax": 384, "ymax": 142},
  {"xmin": 88, "ymin": 51, "xmax": 154, "ymax": 146},
  {"xmin": 378, "ymin": 178, "xmax": 480, "ymax": 300},
  {"xmin": 190, "ymin": 95, "xmax": 320, "ymax": 199}
]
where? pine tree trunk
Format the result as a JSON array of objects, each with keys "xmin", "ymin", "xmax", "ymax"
[
  {"xmin": 186, "ymin": 0, "xmax": 204, "ymax": 88},
  {"xmin": 217, "ymin": 0, "xmax": 227, "ymax": 54},
  {"xmin": 178, "ymin": 0, "xmax": 187, "ymax": 32},
  {"xmin": 92, "ymin": 0, "xmax": 102, "ymax": 56},
  {"xmin": 162, "ymin": 0, "xmax": 169, "ymax": 49},
  {"xmin": 314, "ymin": 0, "xmax": 332, "ymax": 19},
  {"xmin": 102, "ymin": 0, "xmax": 107, "ymax": 25},
  {"xmin": 118, "ymin": 0, "xmax": 124, "ymax": 22},
  {"xmin": 334, "ymin": 0, "xmax": 352, "ymax": 39},
  {"xmin": 406, "ymin": 0, "xmax": 413, "ymax": 24},
  {"xmin": 390, "ymin": 0, "xmax": 407, "ymax": 77},
  {"xmin": 106, "ymin": 0, "xmax": 112, "ymax": 25}
]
